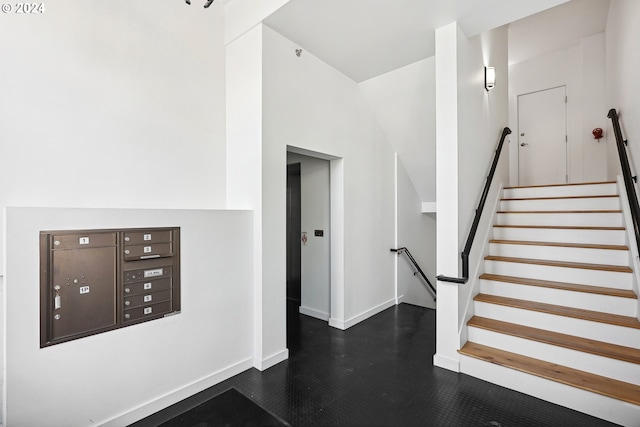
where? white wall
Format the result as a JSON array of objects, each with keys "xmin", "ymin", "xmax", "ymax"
[
  {"xmin": 396, "ymin": 160, "xmax": 437, "ymax": 309},
  {"xmin": 606, "ymin": 0, "xmax": 640, "ymax": 181},
  {"xmin": 0, "ymin": 0, "xmax": 228, "ymax": 276},
  {"xmin": 358, "ymin": 57, "xmax": 437, "ymax": 310},
  {"xmin": 286, "ymin": 153, "xmax": 331, "ymax": 320},
  {"xmin": 263, "ymin": 25, "xmax": 397, "ymax": 329},
  {"xmin": 359, "ymin": 58, "xmax": 437, "ymax": 204},
  {"xmin": 581, "ymin": 33, "xmax": 609, "ymax": 182},
  {"xmin": 434, "ymin": 23, "xmax": 509, "ymax": 372},
  {"xmin": 3, "ymin": 207, "xmax": 253, "ymax": 426},
  {"xmin": 456, "ymin": 25, "xmax": 509, "ymax": 325},
  {"xmin": 509, "ymin": 33, "xmax": 609, "ymax": 185}
]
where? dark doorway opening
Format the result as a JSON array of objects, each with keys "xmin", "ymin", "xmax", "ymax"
[{"xmin": 286, "ymin": 163, "xmax": 301, "ymax": 306}]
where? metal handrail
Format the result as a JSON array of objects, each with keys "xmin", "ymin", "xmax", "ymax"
[
  {"xmin": 607, "ymin": 108, "xmax": 640, "ymax": 257},
  {"xmin": 391, "ymin": 247, "xmax": 436, "ymax": 300},
  {"xmin": 436, "ymin": 127, "xmax": 512, "ymax": 284}
]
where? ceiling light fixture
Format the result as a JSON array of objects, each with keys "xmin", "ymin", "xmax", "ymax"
[
  {"xmin": 485, "ymin": 66, "xmax": 495, "ymax": 91},
  {"xmin": 185, "ymin": 0, "xmax": 214, "ymax": 8}
]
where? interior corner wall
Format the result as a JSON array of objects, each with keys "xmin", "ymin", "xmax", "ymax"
[
  {"xmin": 262, "ymin": 25, "xmax": 396, "ymax": 328},
  {"xmin": 0, "ymin": 1, "xmax": 228, "ymax": 276},
  {"xmin": 286, "ymin": 153, "xmax": 331, "ymax": 319},
  {"xmin": 4, "ymin": 207, "xmax": 254, "ymax": 426},
  {"xmin": 359, "ymin": 57, "xmax": 437, "ymax": 204},
  {"xmin": 581, "ymin": 33, "xmax": 608, "ymax": 182},
  {"xmin": 605, "ymin": 0, "xmax": 640, "ymax": 181},
  {"xmin": 396, "ymin": 160, "xmax": 437, "ymax": 309},
  {"xmin": 456, "ymin": 25, "xmax": 509, "ymax": 327}
]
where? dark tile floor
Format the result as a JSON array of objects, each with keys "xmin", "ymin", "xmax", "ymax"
[{"xmin": 133, "ymin": 302, "xmax": 616, "ymax": 427}]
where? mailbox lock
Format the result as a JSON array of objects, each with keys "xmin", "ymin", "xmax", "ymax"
[
  {"xmin": 125, "ymin": 288, "xmax": 130, "ymax": 293},
  {"xmin": 125, "ymin": 314, "xmax": 130, "ymax": 319},
  {"xmin": 125, "ymin": 301, "xmax": 130, "ymax": 306},
  {"xmin": 124, "ymin": 250, "xmax": 130, "ymax": 255},
  {"xmin": 54, "ymin": 240, "xmax": 60, "ymax": 246},
  {"xmin": 124, "ymin": 237, "xmax": 130, "ymax": 242},
  {"xmin": 54, "ymin": 314, "xmax": 61, "ymax": 320}
]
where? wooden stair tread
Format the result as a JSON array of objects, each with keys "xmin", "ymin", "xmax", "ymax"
[
  {"xmin": 489, "ymin": 239, "xmax": 628, "ymax": 251},
  {"xmin": 502, "ymin": 194, "xmax": 618, "ymax": 201},
  {"xmin": 484, "ymin": 255, "xmax": 633, "ymax": 273},
  {"xmin": 474, "ymin": 293, "xmax": 640, "ymax": 329},
  {"xmin": 459, "ymin": 342, "xmax": 640, "ymax": 406},
  {"xmin": 468, "ymin": 316, "xmax": 640, "ymax": 365},
  {"xmin": 504, "ymin": 181, "xmax": 616, "ymax": 190},
  {"xmin": 479, "ymin": 273, "xmax": 637, "ymax": 299},
  {"xmin": 497, "ymin": 210, "xmax": 622, "ymax": 214},
  {"xmin": 493, "ymin": 225, "xmax": 625, "ymax": 230}
]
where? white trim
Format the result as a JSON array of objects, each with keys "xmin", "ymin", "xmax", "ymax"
[
  {"xmin": 396, "ymin": 294, "xmax": 405, "ymax": 305},
  {"xmin": 330, "ymin": 297, "xmax": 396, "ymax": 330},
  {"xmin": 99, "ymin": 357, "xmax": 254, "ymax": 426},
  {"xmin": 433, "ymin": 353, "xmax": 460, "ymax": 372},
  {"xmin": 254, "ymin": 348, "xmax": 289, "ymax": 371},
  {"xmin": 299, "ymin": 306, "xmax": 330, "ymax": 321},
  {"xmin": 421, "ymin": 202, "xmax": 437, "ymax": 213},
  {"xmin": 394, "ymin": 153, "xmax": 399, "ymax": 305}
]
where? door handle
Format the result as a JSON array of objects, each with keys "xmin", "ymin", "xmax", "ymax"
[{"xmin": 520, "ymin": 143, "xmax": 529, "ymax": 147}]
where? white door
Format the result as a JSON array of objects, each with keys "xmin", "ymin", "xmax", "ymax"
[{"xmin": 518, "ymin": 86, "xmax": 567, "ymax": 186}]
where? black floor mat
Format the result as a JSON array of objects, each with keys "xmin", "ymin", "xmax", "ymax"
[{"xmin": 159, "ymin": 388, "xmax": 291, "ymax": 427}]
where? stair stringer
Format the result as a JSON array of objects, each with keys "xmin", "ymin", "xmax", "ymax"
[
  {"xmin": 459, "ymin": 353, "xmax": 640, "ymax": 427},
  {"xmin": 616, "ymin": 175, "xmax": 640, "ymax": 321},
  {"xmin": 458, "ymin": 183, "xmax": 504, "ymax": 348}
]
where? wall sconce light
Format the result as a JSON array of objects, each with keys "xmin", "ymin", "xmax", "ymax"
[{"xmin": 485, "ymin": 66, "xmax": 495, "ymax": 91}]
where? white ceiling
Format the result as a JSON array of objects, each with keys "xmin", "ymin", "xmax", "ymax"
[
  {"xmin": 508, "ymin": 0, "xmax": 610, "ymax": 65},
  {"xmin": 264, "ymin": 0, "xmax": 572, "ymax": 82}
]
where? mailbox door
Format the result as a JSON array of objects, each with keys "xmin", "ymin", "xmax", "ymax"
[{"xmin": 50, "ymin": 245, "xmax": 117, "ymax": 341}]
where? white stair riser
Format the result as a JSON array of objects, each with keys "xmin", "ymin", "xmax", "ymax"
[
  {"xmin": 504, "ymin": 184, "xmax": 618, "ymax": 199},
  {"xmin": 484, "ymin": 260, "xmax": 633, "ymax": 289},
  {"xmin": 493, "ymin": 227, "xmax": 627, "ymax": 245},
  {"xmin": 496, "ymin": 212, "xmax": 623, "ymax": 227},
  {"xmin": 479, "ymin": 280, "xmax": 638, "ymax": 317},
  {"xmin": 473, "ymin": 301, "xmax": 640, "ymax": 348},
  {"xmin": 488, "ymin": 243, "xmax": 630, "ymax": 266},
  {"xmin": 467, "ymin": 327, "xmax": 640, "ymax": 386},
  {"xmin": 500, "ymin": 197, "xmax": 620, "ymax": 212},
  {"xmin": 459, "ymin": 355, "xmax": 640, "ymax": 427}
]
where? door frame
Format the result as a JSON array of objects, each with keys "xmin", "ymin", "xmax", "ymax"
[
  {"xmin": 286, "ymin": 146, "xmax": 345, "ymax": 328},
  {"xmin": 516, "ymin": 85, "xmax": 568, "ymax": 186}
]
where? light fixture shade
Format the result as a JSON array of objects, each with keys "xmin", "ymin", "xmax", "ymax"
[{"xmin": 485, "ymin": 66, "xmax": 495, "ymax": 91}]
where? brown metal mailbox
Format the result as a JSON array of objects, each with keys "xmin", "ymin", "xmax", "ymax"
[
  {"xmin": 123, "ymin": 242, "xmax": 174, "ymax": 261},
  {"xmin": 123, "ymin": 230, "xmax": 173, "ymax": 245},
  {"xmin": 124, "ymin": 277, "xmax": 172, "ymax": 294},
  {"xmin": 40, "ymin": 227, "xmax": 180, "ymax": 347},
  {"xmin": 124, "ymin": 301, "xmax": 173, "ymax": 322},
  {"xmin": 124, "ymin": 289, "xmax": 172, "ymax": 309}
]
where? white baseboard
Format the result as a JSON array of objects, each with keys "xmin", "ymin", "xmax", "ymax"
[
  {"xmin": 254, "ymin": 348, "xmax": 289, "ymax": 371},
  {"xmin": 330, "ymin": 297, "xmax": 396, "ymax": 330},
  {"xmin": 299, "ymin": 306, "xmax": 330, "ymax": 321},
  {"xmin": 100, "ymin": 357, "xmax": 254, "ymax": 426},
  {"xmin": 396, "ymin": 294, "xmax": 405, "ymax": 304},
  {"xmin": 433, "ymin": 353, "xmax": 460, "ymax": 372}
]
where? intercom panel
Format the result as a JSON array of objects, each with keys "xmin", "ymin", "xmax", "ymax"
[{"xmin": 40, "ymin": 227, "xmax": 180, "ymax": 347}]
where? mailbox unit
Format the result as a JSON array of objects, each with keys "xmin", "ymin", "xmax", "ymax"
[{"xmin": 40, "ymin": 227, "xmax": 180, "ymax": 347}]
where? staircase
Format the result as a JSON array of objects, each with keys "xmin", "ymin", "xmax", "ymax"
[{"xmin": 458, "ymin": 181, "xmax": 640, "ymax": 426}]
